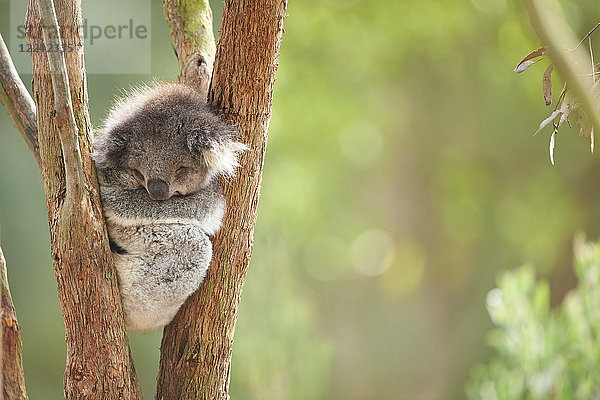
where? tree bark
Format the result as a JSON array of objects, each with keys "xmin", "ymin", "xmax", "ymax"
[
  {"xmin": 156, "ymin": 0, "xmax": 287, "ymax": 398},
  {"xmin": 163, "ymin": 0, "xmax": 216, "ymax": 96},
  {"xmin": 0, "ymin": 34, "xmax": 39, "ymax": 168},
  {"xmin": 1, "ymin": 246, "xmax": 28, "ymax": 400},
  {"xmin": 24, "ymin": 0, "xmax": 141, "ymax": 398}
]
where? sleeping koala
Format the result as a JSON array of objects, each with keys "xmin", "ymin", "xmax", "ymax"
[{"xmin": 92, "ymin": 83, "xmax": 246, "ymax": 331}]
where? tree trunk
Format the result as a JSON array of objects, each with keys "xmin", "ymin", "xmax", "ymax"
[
  {"xmin": 24, "ymin": 0, "xmax": 141, "ymax": 398},
  {"xmin": 156, "ymin": 0, "xmax": 287, "ymax": 398},
  {"xmin": 1, "ymin": 246, "xmax": 28, "ymax": 400}
]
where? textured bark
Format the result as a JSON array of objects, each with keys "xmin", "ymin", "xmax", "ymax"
[
  {"xmin": 155, "ymin": 0, "xmax": 287, "ymax": 398},
  {"xmin": 24, "ymin": 0, "xmax": 141, "ymax": 398},
  {"xmin": 0, "ymin": 34, "xmax": 39, "ymax": 168},
  {"xmin": 1, "ymin": 246, "xmax": 28, "ymax": 400},
  {"xmin": 163, "ymin": 0, "xmax": 216, "ymax": 96}
]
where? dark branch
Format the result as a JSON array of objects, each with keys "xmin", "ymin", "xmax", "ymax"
[
  {"xmin": 0, "ymin": 34, "xmax": 40, "ymax": 168},
  {"xmin": 573, "ymin": 22, "xmax": 600, "ymax": 51}
]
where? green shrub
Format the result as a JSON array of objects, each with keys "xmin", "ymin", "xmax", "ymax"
[{"xmin": 466, "ymin": 236, "xmax": 600, "ymax": 400}]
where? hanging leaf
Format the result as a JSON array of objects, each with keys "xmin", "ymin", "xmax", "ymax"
[
  {"xmin": 559, "ymin": 110, "xmax": 569, "ymax": 127},
  {"xmin": 542, "ymin": 63, "xmax": 553, "ymax": 106},
  {"xmin": 515, "ymin": 47, "xmax": 547, "ymax": 74},
  {"xmin": 549, "ymin": 130, "xmax": 556, "ymax": 165},
  {"xmin": 534, "ymin": 92, "xmax": 574, "ymax": 136},
  {"xmin": 515, "ymin": 59, "xmax": 544, "ymax": 74},
  {"xmin": 516, "ymin": 47, "xmax": 548, "ymax": 65},
  {"xmin": 535, "ymin": 109, "xmax": 561, "ymax": 135},
  {"xmin": 514, "ymin": 26, "xmax": 600, "ymax": 164}
]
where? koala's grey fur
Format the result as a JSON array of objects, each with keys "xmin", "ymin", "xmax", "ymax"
[{"xmin": 92, "ymin": 83, "xmax": 246, "ymax": 331}]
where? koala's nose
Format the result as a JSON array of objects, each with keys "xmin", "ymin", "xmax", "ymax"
[{"xmin": 147, "ymin": 180, "xmax": 170, "ymax": 200}]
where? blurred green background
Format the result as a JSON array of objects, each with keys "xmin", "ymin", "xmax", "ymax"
[{"xmin": 2, "ymin": 0, "xmax": 600, "ymax": 398}]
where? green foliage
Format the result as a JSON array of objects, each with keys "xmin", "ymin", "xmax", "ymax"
[{"xmin": 466, "ymin": 236, "xmax": 600, "ymax": 400}]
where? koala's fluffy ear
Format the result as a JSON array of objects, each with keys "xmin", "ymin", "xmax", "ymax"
[
  {"xmin": 187, "ymin": 128, "xmax": 247, "ymax": 178},
  {"xmin": 92, "ymin": 128, "xmax": 129, "ymax": 168},
  {"xmin": 202, "ymin": 140, "xmax": 248, "ymax": 178}
]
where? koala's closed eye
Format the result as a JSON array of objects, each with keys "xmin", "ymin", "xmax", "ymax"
[
  {"xmin": 130, "ymin": 169, "xmax": 144, "ymax": 181},
  {"xmin": 175, "ymin": 166, "xmax": 191, "ymax": 176}
]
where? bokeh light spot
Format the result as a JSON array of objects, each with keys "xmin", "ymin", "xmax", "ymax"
[{"xmin": 350, "ymin": 229, "xmax": 394, "ymax": 276}]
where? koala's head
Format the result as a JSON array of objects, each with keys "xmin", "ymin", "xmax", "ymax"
[{"xmin": 93, "ymin": 83, "xmax": 246, "ymax": 200}]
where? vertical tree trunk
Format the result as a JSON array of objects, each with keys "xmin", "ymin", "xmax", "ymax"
[
  {"xmin": 1, "ymin": 246, "xmax": 28, "ymax": 400},
  {"xmin": 156, "ymin": 0, "xmax": 287, "ymax": 398},
  {"xmin": 24, "ymin": 0, "xmax": 141, "ymax": 398}
]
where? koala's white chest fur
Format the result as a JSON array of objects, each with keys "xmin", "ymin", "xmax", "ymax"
[
  {"xmin": 92, "ymin": 83, "xmax": 245, "ymax": 331},
  {"xmin": 110, "ymin": 222, "xmax": 212, "ymax": 331}
]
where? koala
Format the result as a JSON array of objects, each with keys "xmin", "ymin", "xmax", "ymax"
[{"xmin": 92, "ymin": 83, "xmax": 246, "ymax": 332}]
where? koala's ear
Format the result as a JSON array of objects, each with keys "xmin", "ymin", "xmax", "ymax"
[
  {"xmin": 92, "ymin": 128, "xmax": 129, "ymax": 168},
  {"xmin": 202, "ymin": 140, "xmax": 248, "ymax": 178},
  {"xmin": 187, "ymin": 128, "xmax": 248, "ymax": 177},
  {"xmin": 187, "ymin": 128, "xmax": 212, "ymax": 150}
]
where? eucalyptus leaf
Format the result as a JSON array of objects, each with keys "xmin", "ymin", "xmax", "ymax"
[{"xmin": 542, "ymin": 63, "xmax": 553, "ymax": 105}]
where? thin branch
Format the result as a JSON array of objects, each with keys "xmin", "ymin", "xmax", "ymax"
[
  {"xmin": 35, "ymin": 0, "xmax": 85, "ymax": 202},
  {"xmin": 526, "ymin": 0, "xmax": 600, "ymax": 136},
  {"xmin": 573, "ymin": 22, "xmax": 600, "ymax": 51},
  {"xmin": 0, "ymin": 34, "xmax": 40, "ymax": 168},
  {"xmin": 0, "ymin": 245, "xmax": 28, "ymax": 400},
  {"xmin": 590, "ymin": 37, "xmax": 595, "ymax": 86}
]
